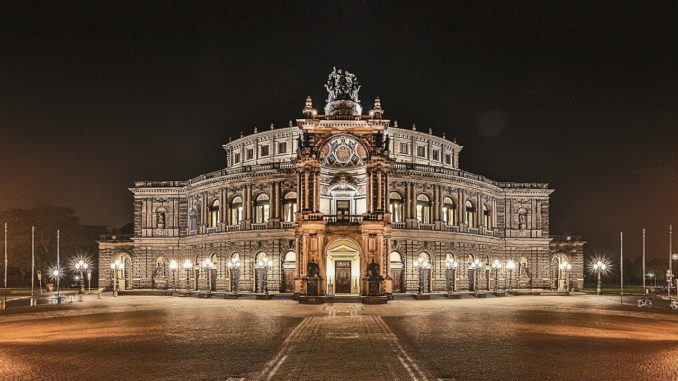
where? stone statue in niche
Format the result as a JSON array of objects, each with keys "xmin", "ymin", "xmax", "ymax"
[
  {"xmin": 367, "ymin": 259, "xmax": 384, "ymax": 296},
  {"xmin": 306, "ymin": 259, "xmax": 320, "ymax": 296}
]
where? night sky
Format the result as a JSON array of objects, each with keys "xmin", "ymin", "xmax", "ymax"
[{"xmin": 1, "ymin": 2, "xmax": 677, "ymax": 261}]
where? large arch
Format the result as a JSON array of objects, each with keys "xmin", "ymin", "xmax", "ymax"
[
  {"xmin": 325, "ymin": 238, "xmax": 361, "ymax": 295},
  {"xmin": 551, "ymin": 253, "xmax": 569, "ymax": 290}
]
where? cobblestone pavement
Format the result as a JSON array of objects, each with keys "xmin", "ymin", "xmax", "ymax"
[{"xmin": 0, "ymin": 294, "xmax": 677, "ymax": 380}]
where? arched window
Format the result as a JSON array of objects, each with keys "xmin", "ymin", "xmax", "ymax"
[
  {"xmin": 230, "ymin": 196, "xmax": 243, "ymax": 225},
  {"xmin": 465, "ymin": 200, "xmax": 477, "ymax": 227},
  {"xmin": 442, "ymin": 197, "xmax": 456, "ymax": 225},
  {"xmin": 483, "ymin": 204, "xmax": 492, "ymax": 228},
  {"xmin": 389, "ymin": 192, "xmax": 403, "ymax": 223},
  {"xmin": 209, "ymin": 200, "xmax": 220, "ymax": 228},
  {"xmin": 255, "ymin": 194, "xmax": 270, "ymax": 224},
  {"xmin": 518, "ymin": 208, "xmax": 528, "ymax": 230},
  {"xmin": 283, "ymin": 192, "xmax": 297, "ymax": 222},
  {"xmin": 416, "ymin": 194, "xmax": 431, "ymax": 224},
  {"xmin": 189, "ymin": 208, "xmax": 197, "ymax": 231},
  {"xmin": 155, "ymin": 207, "xmax": 167, "ymax": 229}
]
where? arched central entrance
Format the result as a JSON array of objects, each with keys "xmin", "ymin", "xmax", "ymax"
[{"xmin": 325, "ymin": 238, "xmax": 361, "ymax": 295}]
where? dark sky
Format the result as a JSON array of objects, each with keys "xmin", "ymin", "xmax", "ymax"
[{"xmin": 1, "ymin": 1, "xmax": 677, "ymax": 261}]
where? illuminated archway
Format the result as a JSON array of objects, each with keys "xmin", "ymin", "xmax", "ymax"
[{"xmin": 325, "ymin": 238, "xmax": 361, "ymax": 295}]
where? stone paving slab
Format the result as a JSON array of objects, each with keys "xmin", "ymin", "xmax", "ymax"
[{"xmin": 0, "ymin": 295, "xmax": 677, "ymax": 380}]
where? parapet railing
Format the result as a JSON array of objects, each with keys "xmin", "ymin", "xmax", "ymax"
[{"xmin": 390, "ymin": 162, "xmax": 549, "ymax": 189}]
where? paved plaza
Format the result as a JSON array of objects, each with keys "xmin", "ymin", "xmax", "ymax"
[{"xmin": 1, "ymin": 295, "xmax": 677, "ymax": 380}]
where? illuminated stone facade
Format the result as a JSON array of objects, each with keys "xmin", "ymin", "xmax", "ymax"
[{"xmin": 98, "ymin": 69, "xmax": 585, "ymax": 295}]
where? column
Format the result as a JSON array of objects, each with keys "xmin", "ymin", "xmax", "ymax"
[
  {"xmin": 377, "ymin": 171, "xmax": 382, "ymax": 210},
  {"xmin": 410, "ymin": 183, "xmax": 417, "ymax": 218},
  {"xmin": 367, "ymin": 171, "xmax": 373, "ymax": 213},
  {"xmin": 314, "ymin": 171, "xmax": 320, "ymax": 212},
  {"xmin": 304, "ymin": 171, "xmax": 310, "ymax": 210}
]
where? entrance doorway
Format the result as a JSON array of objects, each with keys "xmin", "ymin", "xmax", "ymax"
[
  {"xmin": 335, "ymin": 260, "xmax": 352, "ymax": 293},
  {"xmin": 389, "ymin": 252, "xmax": 404, "ymax": 293},
  {"xmin": 325, "ymin": 238, "xmax": 361, "ymax": 295},
  {"xmin": 282, "ymin": 251, "xmax": 296, "ymax": 292}
]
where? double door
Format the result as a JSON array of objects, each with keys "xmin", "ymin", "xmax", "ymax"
[{"xmin": 335, "ymin": 260, "xmax": 352, "ymax": 293}]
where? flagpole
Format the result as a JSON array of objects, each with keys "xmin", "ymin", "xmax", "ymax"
[
  {"xmin": 57, "ymin": 229, "xmax": 60, "ymax": 303},
  {"xmin": 31, "ymin": 226, "xmax": 35, "ymax": 306},
  {"xmin": 620, "ymin": 232, "xmax": 623, "ymax": 305},
  {"xmin": 3, "ymin": 223, "xmax": 7, "ymax": 310},
  {"xmin": 642, "ymin": 229, "xmax": 646, "ymax": 293}
]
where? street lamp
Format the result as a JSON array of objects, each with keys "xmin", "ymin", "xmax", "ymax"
[
  {"xmin": 74, "ymin": 259, "xmax": 87, "ymax": 293},
  {"xmin": 491, "ymin": 259, "xmax": 502, "ymax": 293},
  {"xmin": 469, "ymin": 259, "xmax": 482, "ymax": 292},
  {"xmin": 413, "ymin": 257, "xmax": 431, "ymax": 294},
  {"xmin": 51, "ymin": 268, "xmax": 62, "ymax": 303},
  {"xmin": 506, "ymin": 260, "xmax": 516, "ymax": 293},
  {"xmin": 559, "ymin": 261, "xmax": 572, "ymax": 291},
  {"xmin": 169, "ymin": 260, "xmax": 178, "ymax": 293},
  {"xmin": 86, "ymin": 266, "xmax": 92, "ymax": 293},
  {"xmin": 227, "ymin": 258, "xmax": 240, "ymax": 295},
  {"xmin": 255, "ymin": 257, "xmax": 273, "ymax": 294},
  {"xmin": 110, "ymin": 259, "xmax": 124, "ymax": 297},
  {"xmin": 183, "ymin": 259, "xmax": 192, "ymax": 294},
  {"xmin": 591, "ymin": 259, "xmax": 608, "ymax": 295},
  {"xmin": 202, "ymin": 258, "xmax": 214, "ymax": 293},
  {"xmin": 445, "ymin": 257, "xmax": 458, "ymax": 293}
]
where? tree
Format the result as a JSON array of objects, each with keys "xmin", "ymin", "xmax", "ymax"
[{"xmin": 0, "ymin": 206, "xmax": 105, "ymax": 286}]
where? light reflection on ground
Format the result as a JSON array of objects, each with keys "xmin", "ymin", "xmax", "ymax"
[{"xmin": 0, "ymin": 294, "xmax": 676, "ymax": 380}]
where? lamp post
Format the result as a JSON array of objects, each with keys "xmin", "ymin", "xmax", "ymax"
[
  {"xmin": 86, "ymin": 267, "xmax": 92, "ymax": 293},
  {"xmin": 506, "ymin": 260, "xmax": 516, "ymax": 293},
  {"xmin": 169, "ymin": 260, "xmax": 178, "ymax": 293},
  {"xmin": 672, "ymin": 253, "xmax": 678, "ymax": 298},
  {"xmin": 110, "ymin": 259, "xmax": 124, "ymax": 297},
  {"xmin": 469, "ymin": 259, "xmax": 482, "ymax": 292},
  {"xmin": 492, "ymin": 259, "xmax": 502, "ymax": 293},
  {"xmin": 255, "ymin": 257, "xmax": 272, "ymax": 294},
  {"xmin": 445, "ymin": 258, "xmax": 458, "ymax": 293},
  {"xmin": 183, "ymin": 259, "xmax": 192, "ymax": 294},
  {"xmin": 227, "ymin": 258, "xmax": 240, "ymax": 295},
  {"xmin": 559, "ymin": 261, "xmax": 572, "ymax": 291},
  {"xmin": 592, "ymin": 260, "xmax": 608, "ymax": 295},
  {"xmin": 202, "ymin": 258, "xmax": 214, "ymax": 293},
  {"xmin": 51, "ymin": 268, "xmax": 62, "ymax": 303},
  {"xmin": 74, "ymin": 260, "xmax": 87, "ymax": 293},
  {"xmin": 413, "ymin": 257, "xmax": 431, "ymax": 294}
]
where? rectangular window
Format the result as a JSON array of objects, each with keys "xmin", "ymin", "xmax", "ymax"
[
  {"xmin": 399, "ymin": 142, "xmax": 408, "ymax": 154},
  {"xmin": 278, "ymin": 142, "xmax": 287, "ymax": 154},
  {"xmin": 234, "ymin": 153, "xmax": 240, "ymax": 164},
  {"xmin": 261, "ymin": 145, "xmax": 270, "ymax": 157},
  {"xmin": 445, "ymin": 154, "xmax": 451, "ymax": 165},
  {"xmin": 432, "ymin": 150, "xmax": 440, "ymax": 161},
  {"xmin": 246, "ymin": 148, "xmax": 254, "ymax": 160},
  {"xmin": 416, "ymin": 146, "xmax": 426, "ymax": 158}
]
